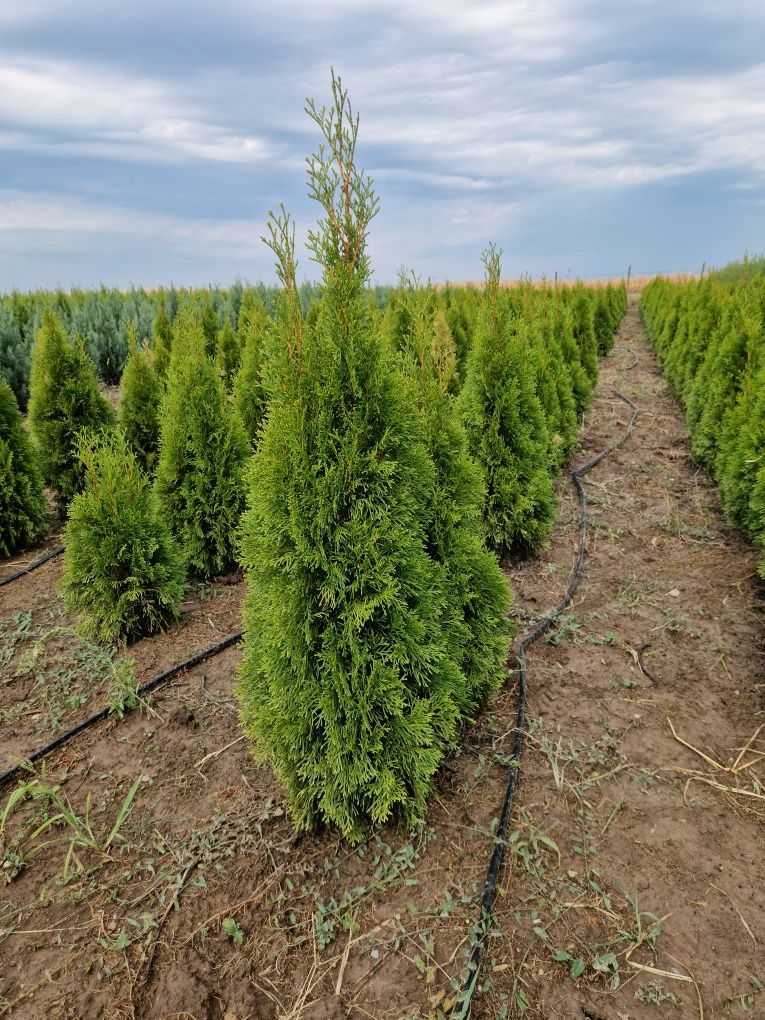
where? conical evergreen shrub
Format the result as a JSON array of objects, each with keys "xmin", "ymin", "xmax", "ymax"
[
  {"xmin": 151, "ymin": 299, "xmax": 173, "ymax": 381},
  {"xmin": 28, "ymin": 309, "xmax": 116, "ymax": 515},
  {"xmin": 460, "ymin": 246, "xmax": 556, "ymax": 556},
  {"xmin": 216, "ymin": 318, "xmax": 241, "ymax": 391},
  {"xmin": 0, "ymin": 379, "xmax": 48, "ymax": 557},
  {"xmin": 567, "ymin": 286, "xmax": 599, "ymax": 383},
  {"xmin": 119, "ymin": 324, "xmax": 162, "ymax": 475},
  {"xmin": 237, "ymin": 75, "xmax": 466, "ymax": 840},
  {"xmin": 400, "ymin": 298, "xmax": 511, "ymax": 714},
  {"xmin": 233, "ymin": 297, "xmax": 272, "ymax": 445},
  {"xmin": 0, "ymin": 304, "xmax": 31, "ymax": 411},
  {"xmin": 154, "ymin": 307, "xmax": 249, "ymax": 580},
  {"xmin": 61, "ymin": 432, "xmax": 186, "ymax": 642}
]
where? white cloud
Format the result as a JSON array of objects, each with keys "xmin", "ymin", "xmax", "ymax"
[{"xmin": 0, "ymin": 59, "xmax": 272, "ymax": 164}]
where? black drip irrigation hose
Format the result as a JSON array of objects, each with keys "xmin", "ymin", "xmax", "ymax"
[
  {"xmin": 0, "ymin": 629, "xmax": 244, "ymax": 791},
  {"xmin": 0, "ymin": 544, "xmax": 65, "ymax": 589},
  {"xmin": 454, "ymin": 389, "xmax": 640, "ymax": 1019}
]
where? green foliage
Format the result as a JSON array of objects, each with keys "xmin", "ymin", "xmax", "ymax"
[
  {"xmin": 641, "ymin": 270, "xmax": 765, "ymax": 577},
  {"xmin": 151, "ymin": 300, "xmax": 173, "ymax": 380},
  {"xmin": 237, "ymin": 74, "xmax": 466, "ymax": 840},
  {"xmin": 400, "ymin": 298, "xmax": 512, "ymax": 713},
  {"xmin": 215, "ymin": 318, "xmax": 241, "ymax": 391},
  {"xmin": 28, "ymin": 310, "xmax": 116, "ymax": 515},
  {"xmin": 233, "ymin": 296, "xmax": 272, "ymax": 444},
  {"xmin": 0, "ymin": 303, "xmax": 31, "ymax": 410},
  {"xmin": 119, "ymin": 324, "xmax": 162, "ymax": 474},
  {"xmin": 155, "ymin": 308, "xmax": 249, "ymax": 580},
  {"xmin": 460, "ymin": 246, "xmax": 556, "ymax": 556},
  {"xmin": 0, "ymin": 379, "xmax": 48, "ymax": 557},
  {"xmin": 61, "ymin": 433, "xmax": 186, "ymax": 643}
]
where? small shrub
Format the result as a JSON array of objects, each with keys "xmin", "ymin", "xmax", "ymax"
[
  {"xmin": 0, "ymin": 379, "xmax": 48, "ymax": 557},
  {"xmin": 28, "ymin": 310, "xmax": 115, "ymax": 515},
  {"xmin": 61, "ymin": 432, "xmax": 186, "ymax": 643}
]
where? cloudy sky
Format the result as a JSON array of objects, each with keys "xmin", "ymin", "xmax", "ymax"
[{"xmin": 1, "ymin": 0, "xmax": 764, "ymax": 290}]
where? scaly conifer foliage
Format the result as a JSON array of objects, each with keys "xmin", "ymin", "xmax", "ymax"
[
  {"xmin": 460, "ymin": 246, "xmax": 556, "ymax": 556},
  {"xmin": 119, "ymin": 323, "xmax": 162, "ymax": 475},
  {"xmin": 399, "ymin": 294, "xmax": 512, "ymax": 714},
  {"xmin": 61, "ymin": 432, "xmax": 186, "ymax": 642},
  {"xmin": 232, "ymin": 296, "xmax": 272, "ymax": 444},
  {"xmin": 155, "ymin": 308, "xmax": 249, "ymax": 580},
  {"xmin": 237, "ymin": 74, "xmax": 466, "ymax": 840},
  {"xmin": 0, "ymin": 378, "xmax": 48, "ymax": 557},
  {"xmin": 28, "ymin": 310, "xmax": 116, "ymax": 515},
  {"xmin": 642, "ymin": 272, "xmax": 765, "ymax": 583},
  {"xmin": 215, "ymin": 318, "xmax": 241, "ymax": 391}
]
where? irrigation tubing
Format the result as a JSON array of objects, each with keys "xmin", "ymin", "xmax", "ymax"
[
  {"xmin": 0, "ymin": 629, "xmax": 244, "ymax": 791},
  {"xmin": 0, "ymin": 544, "xmax": 65, "ymax": 589},
  {"xmin": 454, "ymin": 388, "xmax": 640, "ymax": 1019}
]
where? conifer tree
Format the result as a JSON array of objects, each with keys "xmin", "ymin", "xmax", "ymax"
[
  {"xmin": 233, "ymin": 297, "xmax": 272, "ymax": 444},
  {"xmin": 400, "ymin": 299, "xmax": 511, "ymax": 714},
  {"xmin": 0, "ymin": 379, "xmax": 48, "ymax": 557},
  {"xmin": 28, "ymin": 310, "xmax": 116, "ymax": 515},
  {"xmin": 151, "ymin": 299, "xmax": 173, "ymax": 381},
  {"xmin": 237, "ymin": 74, "xmax": 465, "ymax": 840},
  {"xmin": 119, "ymin": 323, "xmax": 162, "ymax": 475},
  {"xmin": 554, "ymin": 297, "xmax": 591, "ymax": 415},
  {"xmin": 460, "ymin": 246, "xmax": 556, "ymax": 556},
  {"xmin": 61, "ymin": 432, "xmax": 186, "ymax": 642},
  {"xmin": 215, "ymin": 318, "xmax": 241, "ymax": 391},
  {"xmin": 567, "ymin": 287, "xmax": 599, "ymax": 383},
  {"xmin": 0, "ymin": 304, "xmax": 30, "ymax": 410},
  {"xmin": 154, "ymin": 307, "xmax": 249, "ymax": 580}
]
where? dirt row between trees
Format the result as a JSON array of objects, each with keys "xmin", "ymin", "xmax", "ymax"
[{"xmin": 0, "ymin": 295, "xmax": 763, "ymax": 1020}]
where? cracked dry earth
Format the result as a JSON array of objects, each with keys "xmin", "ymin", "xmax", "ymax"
[{"xmin": 0, "ymin": 295, "xmax": 763, "ymax": 1020}]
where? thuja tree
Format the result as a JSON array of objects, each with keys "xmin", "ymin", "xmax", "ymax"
[
  {"xmin": 400, "ymin": 298, "xmax": 511, "ymax": 714},
  {"xmin": 151, "ymin": 300, "xmax": 173, "ymax": 381},
  {"xmin": 154, "ymin": 307, "xmax": 249, "ymax": 580},
  {"xmin": 237, "ymin": 75, "xmax": 465, "ymax": 840},
  {"xmin": 0, "ymin": 379, "xmax": 48, "ymax": 557},
  {"xmin": 28, "ymin": 310, "xmax": 116, "ymax": 515},
  {"xmin": 460, "ymin": 246, "xmax": 556, "ymax": 556},
  {"xmin": 216, "ymin": 318, "xmax": 241, "ymax": 391},
  {"xmin": 119, "ymin": 323, "xmax": 162, "ymax": 474},
  {"xmin": 61, "ymin": 432, "xmax": 186, "ymax": 642},
  {"xmin": 233, "ymin": 295, "xmax": 272, "ymax": 444},
  {"xmin": 0, "ymin": 304, "xmax": 30, "ymax": 410}
]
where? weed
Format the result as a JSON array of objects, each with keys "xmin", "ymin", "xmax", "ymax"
[{"xmin": 222, "ymin": 916, "xmax": 244, "ymax": 945}]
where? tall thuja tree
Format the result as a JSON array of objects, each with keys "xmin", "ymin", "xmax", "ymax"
[
  {"xmin": 460, "ymin": 246, "xmax": 556, "ymax": 556},
  {"xmin": 119, "ymin": 322, "xmax": 162, "ymax": 475},
  {"xmin": 150, "ymin": 298, "xmax": 173, "ymax": 381},
  {"xmin": 28, "ymin": 310, "xmax": 115, "ymax": 514},
  {"xmin": 0, "ymin": 379, "xmax": 48, "ymax": 557},
  {"xmin": 154, "ymin": 307, "xmax": 249, "ymax": 580},
  {"xmin": 399, "ymin": 296, "xmax": 511, "ymax": 714},
  {"xmin": 237, "ymin": 74, "xmax": 465, "ymax": 840},
  {"xmin": 233, "ymin": 295, "xmax": 272, "ymax": 444},
  {"xmin": 216, "ymin": 317, "xmax": 241, "ymax": 391},
  {"xmin": 537, "ymin": 293, "xmax": 578, "ymax": 471},
  {"xmin": 61, "ymin": 432, "xmax": 186, "ymax": 642},
  {"xmin": 688, "ymin": 290, "xmax": 760, "ymax": 469},
  {"xmin": 567, "ymin": 286, "xmax": 598, "ymax": 384},
  {"xmin": 553, "ymin": 293, "xmax": 591, "ymax": 416}
]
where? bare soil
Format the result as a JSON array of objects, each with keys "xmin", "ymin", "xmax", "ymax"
[{"xmin": 0, "ymin": 297, "xmax": 763, "ymax": 1020}]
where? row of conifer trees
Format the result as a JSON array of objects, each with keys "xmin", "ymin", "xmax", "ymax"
[
  {"xmin": 1, "ymin": 76, "xmax": 625, "ymax": 838},
  {"xmin": 641, "ymin": 274, "xmax": 765, "ymax": 578}
]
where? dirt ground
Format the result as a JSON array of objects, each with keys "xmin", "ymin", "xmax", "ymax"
[{"xmin": 0, "ymin": 296, "xmax": 763, "ymax": 1020}]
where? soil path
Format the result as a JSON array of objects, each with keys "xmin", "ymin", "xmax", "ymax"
[
  {"xmin": 0, "ymin": 297, "xmax": 763, "ymax": 1020},
  {"xmin": 483, "ymin": 294, "xmax": 765, "ymax": 1019}
]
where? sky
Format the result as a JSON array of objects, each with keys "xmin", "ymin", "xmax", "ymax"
[{"xmin": 1, "ymin": 0, "xmax": 764, "ymax": 291}]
